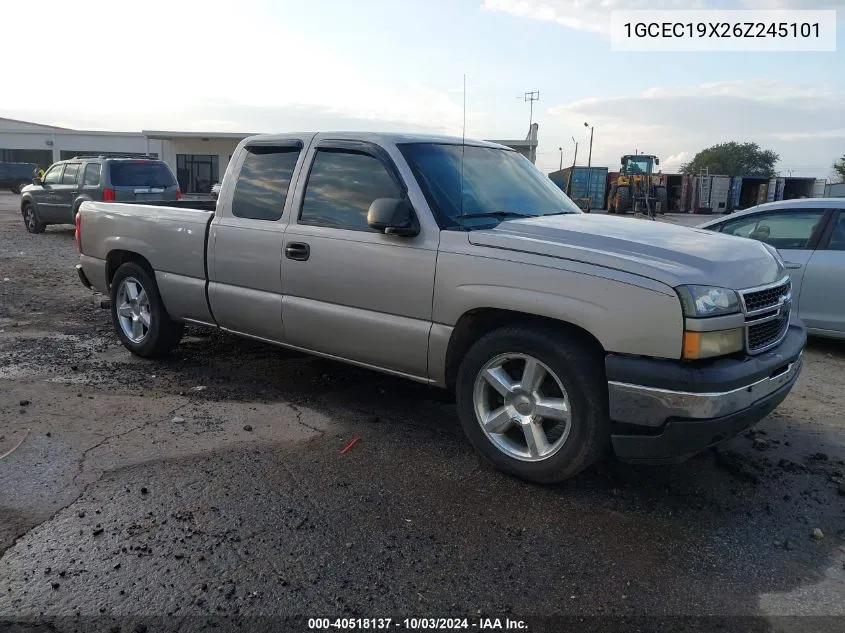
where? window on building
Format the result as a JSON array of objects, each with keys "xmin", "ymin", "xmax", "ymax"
[
  {"xmin": 61, "ymin": 163, "xmax": 81, "ymax": 185},
  {"xmin": 0, "ymin": 148, "xmax": 54, "ymax": 166},
  {"xmin": 176, "ymin": 154, "xmax": 219, "ymax": 193},
  {"xmin": 83, "ymin": 163, "xmax": 101, "ymax": 186},
  {"xmin": 42, "ymin": 165, "xmax": 63, "ymax": 185},
  {"xmin": 231, "ymin": 146, "xmax": 301, "ymax": 221},
  {"xmin": 299, "ymin": 150, "xmax": 402, "ymax": 231}
]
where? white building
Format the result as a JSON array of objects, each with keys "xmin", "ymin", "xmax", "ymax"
[{"xmin": 1, "ymin": 117, "xmax": 540, "ymax": 194}]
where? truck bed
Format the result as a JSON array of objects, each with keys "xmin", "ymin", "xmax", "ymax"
[{"xmin": 78, "ymin": 201, "xmax": 215, "ymax": 285}]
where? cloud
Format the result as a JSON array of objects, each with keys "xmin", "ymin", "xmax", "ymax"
[
  {"xmin": 0, "ymin": 0, "xmax": 485, "ymax": 140},
  {"xmin": 482, "ymin": 0, "xmax": 843, "ymax": 34},
  {"xmin": 539, "ymin": 79, "xmax": 844, "ymax": 176}
]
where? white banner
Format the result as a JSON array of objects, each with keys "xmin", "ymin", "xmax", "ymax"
[{"xmin": 610, "ymin": 10, "xmax": 837, "ymax": 52}]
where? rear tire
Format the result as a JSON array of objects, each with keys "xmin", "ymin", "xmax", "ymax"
[
  {"xmin": 110, "ymin": 262, "xmax": 184, "ymax": 358},
  {"xmin": 615, "ymin": 186, "xmax": 630, "ymax": 215},
  {"xmin": 22, "ymin": 203, "xmax": 45, "ymax": 234},
  {"xmin": 455, "ymin": 325, "xmax": 609, "ymax": 484},
  {"xmin": 656, "ymin": 186, "xmax": 668, "ymax": 215}
]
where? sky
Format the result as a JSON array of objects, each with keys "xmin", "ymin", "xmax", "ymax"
[{"xmin": 2, "ymin": 0, "xmax": 843, "ymax": 178}]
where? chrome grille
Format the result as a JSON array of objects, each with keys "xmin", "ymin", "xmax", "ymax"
[
  {"xmin": 740, "ymin": 278, "xmax": 791, "ymax": 354},
  {"xmin": 742, "ymin": 279, "xmax": 791, "ymax": 314},
  {"xmin": 748, "ymin": 314, "xmax": 789, "ymax": 352}
]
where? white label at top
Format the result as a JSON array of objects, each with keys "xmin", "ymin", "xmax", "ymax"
[{"xmin": 610, "ymin": 10, "xmax": 837, "ymax": 52}]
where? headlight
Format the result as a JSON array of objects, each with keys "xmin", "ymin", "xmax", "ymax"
[
  {"xmin": 676, "ymin": 285, "xmax": 740, "ymax": 318},
  {"xmin": 682, "ymin": 328, "xmax": 744, "ymax": 360}
]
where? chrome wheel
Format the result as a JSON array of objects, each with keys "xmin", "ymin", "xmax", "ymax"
[
  {"xmin": 116, "ymin": 277, "xmax": 151, "ymax": 343},
  {"xmin": 24, "ymin": 207, "xmax": 36, "ymax": 231},
  {"xmin": 472, "ymin": 353, "xmax": 572, "ymax": 462}
]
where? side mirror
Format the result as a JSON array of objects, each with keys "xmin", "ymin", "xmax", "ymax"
[
  {"xmin": 655, "ymin": 158, "xmax": 660, "ymax": 165},
  {"xmin": 33, "ymin": 177, "xmax": 42, "ymax": 186},
  {"xmin": 367, "ymin": 197, "xmax": 419, "ymax": 237},
  {"xmin": 621, "ymin": 158, "xmax": 626, "ymax": 166}
]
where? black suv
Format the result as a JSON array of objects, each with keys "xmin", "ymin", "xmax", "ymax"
[{"xmin": 20, "ymin": 156, "xmax": 180, "ymax": 234}]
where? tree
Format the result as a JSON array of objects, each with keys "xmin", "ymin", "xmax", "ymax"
[
  {"xmin": 833, "ymin": 154, "xmax": 845, "ymax": 183},
  {"xmin": 680, "ymin": 142, "xmax": 780, "ymax": 177}
]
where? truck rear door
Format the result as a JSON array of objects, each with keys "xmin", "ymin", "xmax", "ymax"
[
  {"xmin": 207, "ymin": 139, "xmax": 310, "ymax": 341},
  {"xmin": 107, "ymin": 160, "xmax": 180, "ymax": 202}
]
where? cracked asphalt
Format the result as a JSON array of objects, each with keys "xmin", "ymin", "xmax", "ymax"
[{"xmin": 1, "ymin": 193, "xmax": 844, "ymax": 632}]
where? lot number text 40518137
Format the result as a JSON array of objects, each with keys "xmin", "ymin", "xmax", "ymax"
[{"xmin": 307, "ymin": 618, "xmax": 529, "ymax": 630}]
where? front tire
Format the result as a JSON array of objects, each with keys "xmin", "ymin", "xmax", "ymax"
[
  {"xmin": 455, "ymin": 326, "xmax": 609, "ymax": 483},
  {"xmin": 615, "ymin": 186, "xmax": 631, "ymax": 215},
  {"xmin": 110, "ymin": 262, "xmax": 184, "ymax": 358},
  {"xmin": 22, "ymin": 203, "xmax": 45, "ymax": 234}
]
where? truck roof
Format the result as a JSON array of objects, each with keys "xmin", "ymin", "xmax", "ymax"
[
  {"xmin": 241, "ymin": 131, "xmax": 513, "ymax": 150},
  {"xmin": 744, "ymin": 198, "xmax": 845, "ymax": 211}
]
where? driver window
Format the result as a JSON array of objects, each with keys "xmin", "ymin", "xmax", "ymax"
[
  {"xmin": 720, "ymin": 210, "xmax": 825, "ymax": 250},
  {"xmin": 42, "ymin": 165, "xmax": 64, "ymax": 185}
]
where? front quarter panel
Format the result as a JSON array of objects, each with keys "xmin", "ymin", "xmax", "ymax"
[{"xmin": 433, "ymin": 231, "xmax": 685, "ymax": 361}]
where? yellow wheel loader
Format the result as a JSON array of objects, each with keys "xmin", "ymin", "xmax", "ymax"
[{"xmin": 607, "ymin": 154, "xmax": 668, "ymax": 217}]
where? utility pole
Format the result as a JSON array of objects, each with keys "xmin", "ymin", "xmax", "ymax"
[
  {"xmin": 558, "ymin": 147, "xmax": 563, "ymax": 171},
  {"xmin": 584, "ymin": 122, "xmax": 594, "ymax": 208},
  {"xmin": 567, "ymin": 137, "xmax": 578, "ymax": 196},
  {"xmin": 524, "ymin": 91, "xmax": 540, "ymax": 129}
]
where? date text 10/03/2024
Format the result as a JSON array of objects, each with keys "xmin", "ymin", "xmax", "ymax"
[{"xmin": 308, "ymin": 618, "xmax": 529, "ymax": 630}]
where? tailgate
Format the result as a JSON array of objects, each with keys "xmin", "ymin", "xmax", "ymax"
[{"xmin": 113, "ymin": 185, "xmax": 179, "ymax": 202}]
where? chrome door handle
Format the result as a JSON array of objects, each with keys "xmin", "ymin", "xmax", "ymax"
[
  {"xmin": 284, "ymin": 242, "xmax": 310, "ymax": 261},
  {"xmin": 784, "ymin": 262, "xmax": 802, "ymax": 270}
]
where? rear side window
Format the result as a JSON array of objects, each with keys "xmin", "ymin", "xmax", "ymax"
[
  {"xmin": 720, "ymin": 210, "xmax": 825, "ymax": 250},
  {"xmin": 83, "ymin": 163, "xmax": 101, "ymax": 186},
  {"xmin": 299, "ymin": 150, "xmax": 402, "ymax": 231},
  {"xmin": 108, "ymin": 161, "xmax": 177, "ymax": 187},
  {"xmin": 61, "ymin": 163, "xmax": 81, "ymax": 184},
  {"xmin": 231, "ymin": 146, "xmax": 301, "ymax": 221}
]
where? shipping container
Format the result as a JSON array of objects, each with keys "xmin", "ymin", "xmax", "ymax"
[
  {"xmin": 687, "ymin": 175, "xmax": 729, "ymax": 214},
  {"xmin": 549, "ymin": 166, "xmax": 608, "ymax": 210},
  {"xmin": 757, "ymin": 182, "xmax": 770, "ymax": 205},
  {"xmin": 663, "ymin": 174, "xmax": 683, "ymax": 212},
  {"xmin": 729, "ymin": 177, "xmax": 741, "ymax": 212},
  {"xmin": 729, "ymin": 176, "xmax": 769, "ymax": 209},
  {"xmin": 708, "ymin": 175, "xmax": 731, "ymax": 213},
  {"xmin": 766, "ymin": 178, "xmax": 777, "ymax": 202},
  {"xmin": 825, "ymin": 182, "xmax": 845, "ymax": 198},
  {"xmin": 780, "ymin": 177, "xmax": 825, "ymax": 200},
  {"xmin": 679, "ymin": 174, "xmax": 693, "ymax": 213}
]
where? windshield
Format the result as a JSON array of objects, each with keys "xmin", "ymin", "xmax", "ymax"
[
  {"xmin": 399, "ymin": 143, "xmax": 581, "ymax": 229},
  {"xmin": 109, "ymin": 161, "xmax": 177, "ymax": 188},
  {"xmin": 623, "ymin": 156, "xmax": 653, "ymax": 174}
]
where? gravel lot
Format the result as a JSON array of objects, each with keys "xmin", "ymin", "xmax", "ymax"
[{"xmin": 0, "ymin": 192, "xmax": 843, "ymax": 632}]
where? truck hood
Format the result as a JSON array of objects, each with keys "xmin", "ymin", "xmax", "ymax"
[{"xmin": 467, "ymin": 213, "xmax": 785, "ymax": 290}]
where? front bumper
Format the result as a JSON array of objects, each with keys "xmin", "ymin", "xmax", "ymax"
[{"xmin": 606, "ymin": 324, "xmax": 806, "ymax": 463}]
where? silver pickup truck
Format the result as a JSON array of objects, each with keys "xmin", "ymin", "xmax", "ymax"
[{"xmin": 76, "ymin": 132, "xmax": 806, "ymax": 483}]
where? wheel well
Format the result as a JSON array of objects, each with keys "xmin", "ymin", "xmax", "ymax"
[
  {"xmin": 106, "ymin": 250, "xmax": 154, "ymax": 285},
  {"xmin": 443, "ymin": 308, "xmax": 605, "ymax": 391}
]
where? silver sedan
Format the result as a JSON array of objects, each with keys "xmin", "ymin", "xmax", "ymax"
[{"xmin": 697, "ymin": 198, "xmax": 845, "ymax": 339}]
